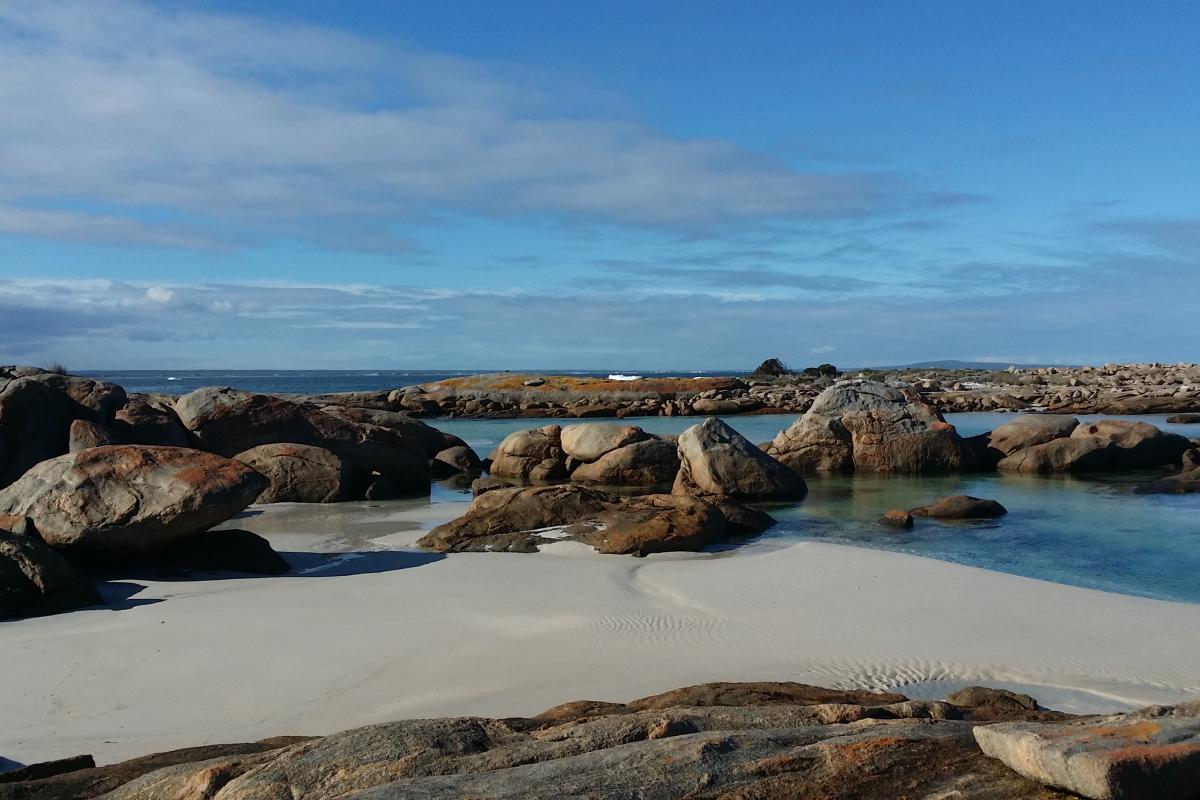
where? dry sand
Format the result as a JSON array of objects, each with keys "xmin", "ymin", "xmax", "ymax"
[{"xmin": 3, "ymin": 497, "xmax": 1200, "ymax": 766}]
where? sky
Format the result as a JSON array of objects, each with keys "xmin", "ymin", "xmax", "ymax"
[{"xmin": 0, "ymin": 0, "xmax": 1197, "ymax": 370}]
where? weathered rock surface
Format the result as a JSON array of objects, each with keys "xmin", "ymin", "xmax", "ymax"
[
  {"xmin": 999, "ymin": 419, "xmax": 1191, "ymax": 473},
  {"xmin": 911, "ymin": 495, "xmax": 1008, "ymax": 519},
  {"xmin": 560, "ymin": 423, "xmax": 649, "ymax": 463},
  {"xmin": 67, "ymin": 419, "xmax": 122, "ymax": 452},
  {"xmin": 470, "ymin": 476, "xmax": 513, "ymax": 497},
  {"xmin": 174, "ymin": 389, "xmax": 433, "ymax": 495},
  {"xmin": 767, "ymin": 380, "xmax": 967, "ymax": 474},
  {"xmin": 235, "ymin": 443, "xmax": 351, "ymax": 504},
  {"xmin": 987, "ymin": 415, "xmax": 1079, "ymax": 456},
  {"xmin": 487, "ymin": 425, "xmax": 568, "ymax": 483},
  {"xmin": 6, "ymin": 681, "xmax": 1088, "ymax": 800},
  {"xmin": 975, "ymin": 701, "xmax": 1200, "ymax": 799},
  {"xmin": 673, "ymin": 417, "xmax": 806, "ymax": 500},
  {"xmin": 570, "ymin": 437, "xmax": 679, "ymax": 486},
  {"xmin": 0, "ymin": 370, "xmax": 125, "ymax": 487},
  {"xmin": 0, "ymin": 530, "xmax": 102, "ymax": 619},
  {"xmin": 0, "ymin": 446, "xmax": 268, "ymax": 556},
  {"xmin": 417, "ymin": 484, "xmax": 772, "ymax": 556},
  {"xmin": 431, "ymin": 445, "xmax": 483, "ymax": 476},
  {"xmin": 113, "ymin": 395, "xmax": 192, "ymax": 447},
  {"xmin": 879, "ymin": 509, "xmax": 914, "ymax": 529}
]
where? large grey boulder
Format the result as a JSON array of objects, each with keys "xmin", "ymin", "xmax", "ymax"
[
  {"xmin": 766, "ymin": 380, "xmax": 967, "ymax": 474},
  {"xmin": 175, "ymin": 388, "xmax": 431, "ymax": 495},
  {"xmin": 488, "ymin": 425, "xmax": 568, "ymax": 483},
  {"xmin": 674, "ymin": 418, "xmax": 805, "ymax": 500},
  {"xmin": 0, "ymin": 446, "xmax": 268, "ymax": 556},
  {"xmin": 560, "ymin": 423, "xmax": 649, "ymax": 463},
  {"xmin": 569, "ymin": 437, "xmax": 679, "ymax": 486},
  {"xmin": 975, "ymin": 701, "xmax": 1200, "ymax": 799},
  {"xmin": 0, "ymin": 528, "xmax": 102, "ymax": 619},
  {"xmin": 234, "ymin": 443, "xmax": 351, "ymax": 504}
]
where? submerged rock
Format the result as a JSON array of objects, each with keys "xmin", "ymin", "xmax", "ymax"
[
  {"xmin": 0, "ymin": 446, "xmax": 267, "ymax": 556},
  {"xmin": 910, "ymin": 495, "xmax": 1008, "ymax": 519},
  {"xmin": 879, "ymin": 509, "xmax": 914, "ymax": 529}
]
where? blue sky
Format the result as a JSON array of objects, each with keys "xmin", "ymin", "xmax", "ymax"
[{"xmin": 0, "ymin": 0, "xmax": 1197, "ymax": 369}]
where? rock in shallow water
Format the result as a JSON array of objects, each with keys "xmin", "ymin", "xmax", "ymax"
[
  {"xmin": 673, "ymin": 417, "xmax": 805, "ymax": 500},
  {"xmin": 767, "ymin": 380, "xmax": 969, "ymax": 474},
  {"xmin": 910, "ymin": 495, "xmax": 1008, "ymax": 519}
]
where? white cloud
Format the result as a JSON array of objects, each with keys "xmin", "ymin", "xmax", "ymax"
[{"xmin": 0, "ymin": 0, "xmax": 942, "ymax": 253}]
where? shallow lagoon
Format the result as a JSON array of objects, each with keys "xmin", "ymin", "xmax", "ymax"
[{"xmin": 436, "ymin": 412, "xmax": 1200, "ymax": 603}]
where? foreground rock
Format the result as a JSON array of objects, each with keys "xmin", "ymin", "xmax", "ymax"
[
  {"xmin": 673, "ymin": 417, "xmax": 806, "ymax": 500},
  {"xmin": 235, "ymin": 444, "xmax": 351, "ymax": 503},
  {"xmin": 767, "ymin": 380, "xmax": 968, "ymax": 474},
  {"xmin": 0, "ymin": 446, "xmax": 268, "ymax": 556},
  {"xmin": 0, "ymin": 529, "xmax": 101, "ymax": 620},
  {"xmin": 417, "ymin": 484, "xmax": 772, "ymax": 556},
  {"xmin": 911, "ymin": 495, "xmax": 1008, "ymax": 519},
  {"xmin": 4, "ymin": 681, "xmax": 1086, "ymax": 800},
  {"xmin": 975, "ymin": 701, "xmax": 1200, "ymax": 799}
]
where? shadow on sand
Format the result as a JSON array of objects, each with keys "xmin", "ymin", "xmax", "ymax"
[{"xmin": 86, "ymin": 549, "xmax": 444, "ymax": 612}]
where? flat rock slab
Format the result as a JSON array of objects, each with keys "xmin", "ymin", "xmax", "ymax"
[{"xmin": 974, "ymin": 702, "xmax": 1200, "ymax": 799}]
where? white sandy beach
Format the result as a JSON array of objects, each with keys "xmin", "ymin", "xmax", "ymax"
[{"xmin": 3, "ymin": 498, "xmax": 1200, "ymax": 766}]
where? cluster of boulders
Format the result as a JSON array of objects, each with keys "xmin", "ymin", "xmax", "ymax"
[
  {"xmin": 422, "ymin": 418, "xmax": 803, "ymax": 555},
  {"xmin": 4, "ymin": 680, "xmax": 1196, "ymax": 799},
  {"xmin": 0, "ymin": 367, "xmax": 488, "ymax": 620},
  {"xmin": 988, "ymin": 416, "xmax": 1194, "ymax": 474}
]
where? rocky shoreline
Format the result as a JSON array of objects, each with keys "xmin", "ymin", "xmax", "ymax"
[
  {"xmin": 4, "ymin": 364, "xmax": 1199, "ymax": 620},
  {"xmin": 3, "ymin": 681, "xmax": 1196, "ymax": 799},
  {"xmin": 269, "ymin": 362, "xmax": 1200, "ymax": 420}
]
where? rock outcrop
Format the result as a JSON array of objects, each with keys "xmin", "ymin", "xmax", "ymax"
[
  {"xmin": 987, "ymin": 415, "xmax": 1079, "ymax": 457},
  {"xmin": 1, "ymin": 681, "xmax": 1099, "ymax": 800},
  {"xmin": 673, "ymin": 417, "xmax": 805, "ymax": 500},
  {"xmin": 1135, "ymin": 449, "xmax": 1200, "ymax": 494},
  {"xmin": 0, "ymin": 446, "xmax": 267, "ymax": 556},
  {"xmin": 975, "ymin": 701, "xmax": 1200, "ymax": 799},
  {"xmin": 767, "ymin": 380, "xmax": 968, "ymax": 474},
  {"xmin": 235, "ymin": 444, "xmax": 351, "ymax": 504},
  {"xmin": 569, "ymin": 437, "xmax": 679, "ymax": 486},
  {"xmin": 417, "ymin": 484, "xmax": 772, "ymax": 556}
]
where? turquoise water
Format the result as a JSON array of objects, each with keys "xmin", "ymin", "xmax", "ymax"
[{"xmin": 436, "ymin": 413, "xmax": 1200, "ymax": 604}]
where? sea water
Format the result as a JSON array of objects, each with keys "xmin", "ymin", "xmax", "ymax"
[{"xmin": 436, "ymin": 413, "xmax": 1200, "ymax": 604}]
